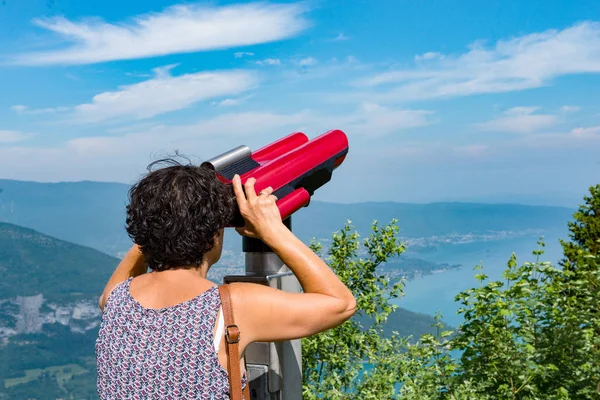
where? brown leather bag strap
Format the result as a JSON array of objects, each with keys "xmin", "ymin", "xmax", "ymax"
[{"xmin": 218, "ymin": 284, "xmax": 250, "ymax": 400}]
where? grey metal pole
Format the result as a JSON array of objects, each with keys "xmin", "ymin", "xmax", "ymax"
[{"xmin": 224, "ymin": 217, "xmax": 303, "ymax": 400}]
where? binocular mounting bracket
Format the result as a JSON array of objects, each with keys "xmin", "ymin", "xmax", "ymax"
[{"xmin": 223, "ymin": 217, "xmax": 302, "ymax": 400}]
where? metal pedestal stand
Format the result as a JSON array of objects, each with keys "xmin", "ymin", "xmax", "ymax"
[{"xmin": 223, "ymin": 217, "xmax": 303, "ymax": 400}]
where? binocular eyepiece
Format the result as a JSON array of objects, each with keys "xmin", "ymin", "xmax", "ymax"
[{"xmin": 201, "ymin": 130, "xmax": 349, "ymax": 228}]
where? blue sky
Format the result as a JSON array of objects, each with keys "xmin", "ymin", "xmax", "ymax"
[{"xmin": 0, "ymin": 0, "xmax": 599, "ymax": 206}]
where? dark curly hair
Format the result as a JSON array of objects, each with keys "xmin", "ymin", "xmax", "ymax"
[{"xmin": 125, "ymin": 158, "xmax": 235, "ymax": 271}]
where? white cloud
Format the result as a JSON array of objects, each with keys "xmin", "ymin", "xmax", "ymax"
[
  {"xmin": 212, "ymin": 96, "xmax": 252, "ymax": 107},
  {"xmin": 0, "ymin": 108, "xmax": 310, "ymax": 176},
  {"xmin": 512, "ymin": 124, "xmax": 600, "ymax": 149},
  {"xmin": 298, "ymin": 57, "xmax": 318, "ymax": 66},
  {"xmin": 10, "ymin": 105, "xmax": 27, "ymax": 113},
  {"xmin": 328, "ymin": 102, "xmax": 435, "ymax": 136},
  {"xmin": 216, "ymin": 99, "xmax": 242, "ymax": 107},
  {"xmin": 11, "ymin": 104, "xmax": 69, "ymax": 115},
  {"xmin": 355, "ymin": 21, "xmax": 600, "ymax": 102},
  {"xmin": 24, "ymin": 65, "xmax": 257, "ymax": 123},
  {"xmin": 475, "ymin": 106, "xmax": 558, "ymax": 133},
  {"xmin": 0, "ymin": 130, "xmax": 29, "ymax": 143},
  {"xmin": 11, "ymin": 2, "xmax": 310, "ymax": 65},
  {"xmin": 415, "ymin": 52, "xmax": 443, "ymax": 62},
  {"xmin": 0, "ymin": 109, "xmax": 314, "ymax": 181},
  {"xmin": 0, "ymin": 100, "xmax": 436, "ymax": 182},
  {"xmin": 51, "ymin": 110, "xmax": 315, "ymax": 164},
  {"xmin": 561, "ymin": 105, "xmax": 580, "ymax": 113},
  {"xmin": 255, "ymin": 58, "xmax": 281, "ymax": 66},
  {"xmin": 331, "ymin": 33, "xmax": 349, "ymax": 42},
  {"xmin": 570, "ymin": 125, "xmax": 600, "ymax": 139},
  {"xmin": 234, "ymin": 52, "xmax": 255, "ymax": 58}
]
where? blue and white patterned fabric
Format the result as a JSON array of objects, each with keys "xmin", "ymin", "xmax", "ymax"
[{"xmin": 96, "ymin": 278, "xmax": 247, "ymax": 399}]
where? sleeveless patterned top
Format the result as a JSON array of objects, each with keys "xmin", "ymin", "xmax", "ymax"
[{"xmin": 95, "ymin": 278, "xmax": 247, "ymax": 399}]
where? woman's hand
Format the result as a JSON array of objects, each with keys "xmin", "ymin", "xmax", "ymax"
[{"xmin": 232, "ymin": 174, "xmax": 285, "ymax": 240}]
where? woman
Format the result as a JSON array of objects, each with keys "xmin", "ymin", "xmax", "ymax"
[{"xmin": 95, "ymin": 161, "xmax": 357, "ymax": 399}]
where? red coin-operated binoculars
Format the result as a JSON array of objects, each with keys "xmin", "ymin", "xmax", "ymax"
[
  {"xmin": 201, "ymin": 129, "xmax": 349, "ymax": 228},
  {"xmin": 202, "ymin": 129, "xmax": 349, "ymax": 400}
]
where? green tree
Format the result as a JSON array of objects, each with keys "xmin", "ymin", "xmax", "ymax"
[
  {"xmin": 301, "ymin": 220, "xmax": 477, "ymax": 399},
  {"xmin": 302, "ymin": 184, "xmax": 600, "ymax": 399},
  {"xmin": 301, "ymin": 219, "xmax": 406, "ymax": 399},
  {"xmin": 561, "ymin": 184, "xmax": 600, "ymax": 269},
  {"xmin": 450, "ymin": 185, "xmax": 600, "ymax": 399}
]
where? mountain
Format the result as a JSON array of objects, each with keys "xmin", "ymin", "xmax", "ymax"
[
  {"xmin": 0, "ymin": 180, "xmax": 131, "ymax": 257},
  {"xmin": 0, "ymin": 222, "xmax": 118, "ymax": 345},
  {"xmin": 0, "ymin": 223, "xmax": 120, "ymax": 399},
  {"xmin": 358, "ymin": 307, "xmax": 454, "ymax": 339},
  {"xmin": 0, "ymin": 222, "xmax": 119, "ymax": 304},
  {"xmin": 0, "ymin": 179, "xmax": 575, "ymax": 259},
  {"xmin": 295, "ymin": 200, "xmax": 573, "ymax": 240},
  {"xmin": 0, "ymin": 222, "xmax": 450, "ymax": 398}
]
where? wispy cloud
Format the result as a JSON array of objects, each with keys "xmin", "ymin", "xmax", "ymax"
[
  {"xmin": 330, "ymin": 33, "xmax": 349, "ymax": 42},
  {"xmin": 298, "ymin": 57, "xmax": 318, "ymax": 66},
  {"xmin": 73, "ymin": 66, "xmax": 257, "ymax": 123},
  {"xmin": 515, "ymin": 124, "xmax": 600, "ymax": 149},
  {"xmin": 339, "ymin": 102, "xmax": 435, "ymax": 136},
  {"xmin": 355, "ymin": 21, "xmax": 600, "ymax": 102},
  {"xmin": 234, "ymin": 52, "xmax": 255, "ymax": 58},
  {"xmin": 10, "ymin": 105, "xmax": 27, "ymax": 113},
  {"xmin": 18, "ymin": 65, "xmax": 258, "ymax": 123},
  {"xmin": 0, "ymin": 130, "xmax": 29, "ymax": 143},
  {"xmin": 474, "ymin": 107, "xmax": 558, "ymax": 133},
  {"xmin": 414, "ymin": 52, "xmax": 443, "ymax": 62},
  {"xmin": 9, "ymin": 2, "xmax": 310, "ymax": 65},
  {"xmin": 68, "ymin": 102, "xmax": 434, "ymax": 154},
  {"xmin": 65, "ymin": 110, "xmax": 313, "ymax": 159},
  {"xmin": 571, "ymin": 125, "xmax": 600, "ymax": 139},
  {"xmin": 212, "ymin": 96, "xmax": 252, "ymax": 107},
  {"xmin": 0, "ymin": 110, "xmax": 314, "ymax": 181},
  {"xmin": 561, "ymin": 105, "xmax": 580, "ymax": 113},
  {"xmin": 255, "ymin": 58, "xmax": 281, "ymax": 66},
  {"xmin": 0, "ymin": 100, "xmax": 435, "ymax": 181},
  {"xmin": 11, "ymin": 104, "xmax": 69, "ymax": 115}
]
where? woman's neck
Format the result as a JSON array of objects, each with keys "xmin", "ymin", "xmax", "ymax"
[{"xmin": 153, "ymin": 261, "xmax": 212, "ymax": 279}]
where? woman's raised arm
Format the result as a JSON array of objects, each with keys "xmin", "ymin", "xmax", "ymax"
[
  {"xmin": 98, "ymin": 244, "xmax": 147, "ymax": 311},
  {"xmin": 228, "ymin": 175, "xmax": 357, "ymax": 347}
]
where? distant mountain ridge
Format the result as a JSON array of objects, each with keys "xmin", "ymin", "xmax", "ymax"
[
  {"xmin": 0, "ymin": 179, "xmax": 574, "ymax": 258},
  {"xmin": 0, "ymin": 179, "xmax": 131, "ymax": 256}
]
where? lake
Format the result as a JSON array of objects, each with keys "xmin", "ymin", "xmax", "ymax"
[{"xmin": 393, "ymin": 231, "xmax": 567, "ymax": 328}]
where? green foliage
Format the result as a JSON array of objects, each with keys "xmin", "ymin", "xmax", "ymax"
[
  {"xmin": 452, "ymin": 242, "xmax": 599, "ymax": 399},
  {"xmin": 302, "ymin": 219, "xmax": 406, "ymax": 399},
  {"xmin": 302, "ymin": 185, "xmax": 600, "ymax": 399},
  {"xmin": 562, "ymin": 184, "xmax": 600, "ymax": 264}
]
